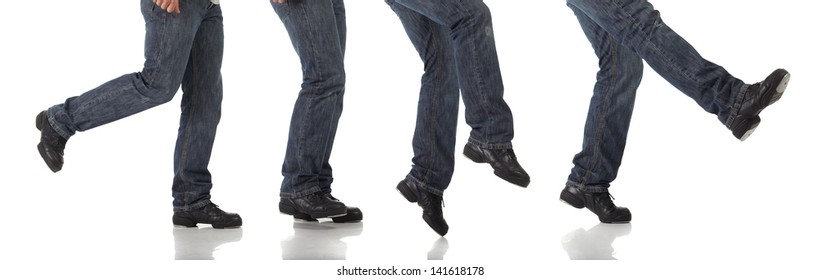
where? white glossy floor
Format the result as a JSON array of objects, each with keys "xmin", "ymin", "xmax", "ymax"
[{"xmin": 2, "ymin": 1, "xmax": 817, "ymax": 279}]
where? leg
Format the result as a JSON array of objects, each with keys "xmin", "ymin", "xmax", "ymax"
[
  {"xmin": 390, "ymin": 0, "xmax": 512, "ymax": 147},
  {"xmin": 271, "ymin": 0, "xmax": 348, "ymax": 219},
  {"xmin": 171, "ymin": 1, "xmax": 241, "ymax": 229},
  {"xmin": 391, "ymin": 0, "xmax": 529, "ymax": 187},
  {"xmin": 388, "ymin": 1, "xmax": 460, "ymax": 196},
  {"xmin": 387, "ymin": 0, "xmax": 458, "ymax": 236},
  {"xmin": 564, "ymin": 0, "xmax": 784, "ymax": 130},
  {"xmin": 560, "ymin": 4, "xmax": 639, "ymax": 224},
  {"xmin": 37, "ymin": 0, "xmax": 203, "ymax": 172}
]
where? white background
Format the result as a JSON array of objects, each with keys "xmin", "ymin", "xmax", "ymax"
[{"xmin": 1, "ymin": 0, "xmax": 817, "ymax": 279}]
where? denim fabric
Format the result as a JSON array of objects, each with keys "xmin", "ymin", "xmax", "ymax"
[
  {"xmin": 386, "ymin": 0, "xmax": 515, "ymax": 194},
  {"xmin": 564, "ymin": 0, "xmax": 748, "ymax": 192},
  {"xmin": 271, "ymin": 0, "xmax": 347, "ymax": 198},
  {"xmin": 47, "ymin": 0, "xmax": 224, "ymax": 210}
]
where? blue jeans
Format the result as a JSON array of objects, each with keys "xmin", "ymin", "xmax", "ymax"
[
  {"xmin": 564, "ymin": 0, "xmax": 749, "ymax": 192},
  {"xmin": 271, "ymin": 0, "xmax": 347, "ymax": 198},
  {"xmin": 386, "ymin": 0, "xmax": 515, "ymax": 195},
  {"xmin": 47, "ymin": 0, "xmax": 224, "ymax": 210}
]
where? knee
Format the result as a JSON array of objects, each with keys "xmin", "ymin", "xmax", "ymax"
[
  {"xmin": 453, "ymin": 2, "xmax": 493, "ymax": 32},
  {"xmin": 302, "ymin": 72, "xmax": 346, "ymax": 97},
  {"xmin": 135, "ymin": 72, "xmax": 179, "ymax": 104},
  {"xmin": 607, "ymin": 55, "xmax": 643, "ymax": 94},
  {"xmin": 622, "ymin": 55, "xmax": 644, "ymax": 84}
]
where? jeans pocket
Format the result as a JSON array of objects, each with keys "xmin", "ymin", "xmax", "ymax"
[{"xmin": 143, "ymin": 0, "xmax": 162, "ymax": 21}]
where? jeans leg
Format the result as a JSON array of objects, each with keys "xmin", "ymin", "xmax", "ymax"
[
  {"xmin": 172, "ymin": 3, "xmax": 224, "ymax": 211},
  {"xmin": 387, "ymin": 2, "xmax": 460, "ymax": 195},
  {"xmin": 389, "ymin": 0, "xmax": 513, "ymax": 148},
  {"xmin": 47, "ymin": 0, "xmax": 202, "ymax": 139},
  {"xmin": 566, "ymin": 5, "xmax": 643, "ymax": 192},
  {"xmin": 272, "ymin": 0, "xmax": 346, "ymax": 198},
  {"xmin": 566, "ymin": 0, "xmax": 746, "ymax": 124}
]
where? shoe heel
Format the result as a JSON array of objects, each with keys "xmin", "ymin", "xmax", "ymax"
[
  {"xmin": 560, "ymin": 189, "xmax": 585, "ymax": 209},
  {"xmin": 734, "ymin": 116, "xmax": 761, "ymax": 141},
  {"xmin": 463, "ymin": 145, "xmax": 484, "ymax": 163},
  {"xmin": 172, "ymin": 215, "xmax": 197, "ymax": 227},
  {"xmin": 279, "ymin": 202, "xmax": 298, "ymax": 216},
  {"xmin": 396, "ymin": 182, "xmax": 418, "ymax": 203},
  {"xmin": 36, "ymin": 111, "xmax": 45, "ymax": 131}
]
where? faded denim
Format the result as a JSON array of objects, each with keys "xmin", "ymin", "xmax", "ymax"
[{"xmin": 47, "ymin": 0, "xmax": 225, "ymax": 210}]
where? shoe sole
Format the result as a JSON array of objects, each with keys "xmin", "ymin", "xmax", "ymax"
[
  {"xmin": 331, "ymin": 210, "xmax": 363, "ymax": 223},
  {"xmin": 599, "ymin": 212, "xmax": 632, "ymax": 224},
  {"xmin": 279, "ymin": 202, "xmax": 346, "ymax": 219},
  {"xmin": 736, "ymin": 70, "xmax": 790, "ymax": 141},
  {"xmin": 172, "ymin": 216, "xmax": 242, "ymax": 229},
  {"xmin": 293, "ymin": 209, "xmax": 363, "ymax": 223},
  {"xmin": 463, "ymin": 146, "xmax": 530, "ymax": 188}
]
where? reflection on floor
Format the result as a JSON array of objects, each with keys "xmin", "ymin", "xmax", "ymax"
[
  {"xmin": 427, "ymin": 237, "xmax": 449, "ymax": 260},
  {"xmin": 173, "ymin": 227, "xmax": 243, "ymax": 260},
  {"xmin": 561, "ymin": 223, "xmax": 632, "ymax": 260},
  {"xmin": 171, "ymin": 220, "xmax": 456, "ymax": 261},
  {"xmin": 280, "ymin": 221, "xmax": 364, "ymax": 260}
]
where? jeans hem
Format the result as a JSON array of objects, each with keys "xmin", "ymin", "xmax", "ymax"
[
  {"xmin": 173, "ymin": 198, "xmax": 212, "ymax": 212},
  {"xmin": 467, "ymin": 137, "xmax": 513, "ymax": 149},
  {"xmin": 46, "ymin": 108, "xmax": 74, "ymax": 140},
  {"xmin": 566, "ymin": 181, "xmax": 610, "ymax": 193},
  {"xmin": 406, "ymin": 175, "xmax": 444, "ymax": 197},
  {"xmin": 725, "ymin": 84, "xmax": 751, "ymax": 128},
  {"xmin": 279, "ymin": 186, "xmax": 323, "ymax": 199}
]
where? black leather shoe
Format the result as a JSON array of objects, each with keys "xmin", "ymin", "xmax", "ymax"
[
  {"xmin": 172, "ymin": 203, "xmax": 242, "ymax": 229},
  {"xmin": 463, "ymin": 142, "xmax": 530, "ymax": 187},
  {"xmin": 396, "ymin": 180, "xmax": 448, "ymax": 236},
  {"xmin": 35, "ymin": 111, "xmax": 67, "ymax": 173},
  {"xmin": 729, "ymin": 68, "xmax": 790, "ymax": 141},
  {"xmin": 293, "ymin": 193, "xmax": 363, "ymax": 223},
  {"xmin": 560, "ymin": 185, "xmax": 631, "ymax": 223},
  {"xmin": 280, "ymin": 192, "xmax": 347, "ymax": 219}
]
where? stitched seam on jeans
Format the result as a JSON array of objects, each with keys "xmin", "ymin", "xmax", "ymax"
[
  {"xmin": 470, "ymin": 12, "xmax": 495, "ymax": 143},
  {"xmin": 585, "ymin": 34, "xmax": 619, "ymax": 185},
  {"xmin": 177, "ymin": 26, "xmax": 199, "ymax": 209},
  {"xmin": 422, "ymin": 18, "xmax": 441, "ymax": 188}
]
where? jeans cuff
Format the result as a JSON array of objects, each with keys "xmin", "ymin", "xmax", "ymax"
[
  {"xmin": 406, "ymin": 175, "xmax": 444, "ymax": 197},
  {"xmin": 174, "ymin": 198, "xmax": 212, "ymax": 212},
  {"xmin": 566, "ymin": 181, "xmax": 609, "ymax": 193},
  {"xmin": 725, "ymin": 83, "xmax": 751, "ymax": 128},
  {"xmin": 279, "ymin": 186, "xmax": 322, "ymax": 199},
  {"xmin": 467, "ymin": 138, "xmax": 513, "ymax": 150},
  {"xmin": 47, "ymin": 107, "xmax": 74, "ymax": 140}
]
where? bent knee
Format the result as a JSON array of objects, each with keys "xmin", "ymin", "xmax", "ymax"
[{"xmin": 134, "ymin": 72, "xmax": 179, "ymax": 104}]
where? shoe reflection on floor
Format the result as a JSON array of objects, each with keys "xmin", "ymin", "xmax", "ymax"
[
  {"xmin": 561, "ymin": 223, "xmax": 632, "ymax": 260},
  {"xmin": 427, "ymin": 237, "xmax": 449, "ymax": 260},
  {"xmin": 281, "ymin": 221, "xmax": 364, "ymax": 260},
  {"xmin": 173, "ymin": 226, "xmax": 244, "ymax": 260}
]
